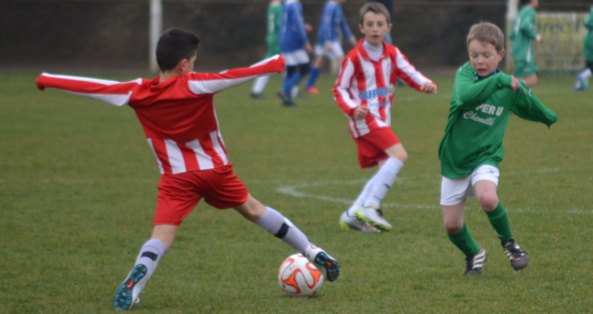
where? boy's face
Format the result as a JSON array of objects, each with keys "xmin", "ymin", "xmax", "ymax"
[
  {"xmin": 359, "ymin": 11, "xmax": 391, "ymax": 48},
  {"xmin": 468, "ymin": 40, "xmax": 504, "ymax": 77}
]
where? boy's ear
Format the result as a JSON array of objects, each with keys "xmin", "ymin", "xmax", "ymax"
[
  {"xmin": 499, "ymin": 48, "xmax": 506, "ymax": 60},
  {"xmin": 177, "ymin": 58, "xmax": 190, "ymax": 72}
]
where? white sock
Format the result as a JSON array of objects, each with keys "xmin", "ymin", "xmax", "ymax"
[
  {"xmin": 364, "ymin": 157, "xmax": 404, "ymax": 208},
  {"xmin": 134, "ymin": 238, "xmax": 166, "ymax": 282},
  {"xmin": 251, "ymin": 75, "xmax": 271, "ymax": 94},
  {"xmin": 347, "ymin": 175, "xmax": 377, "ymax": 216},
  {"xmin": 256, "ymin": 207, "xmax": 309, "ymax": 252}
]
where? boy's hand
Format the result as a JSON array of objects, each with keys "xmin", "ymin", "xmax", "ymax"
[
  {"xmin": 353, "ymin": 106, "xmax": 368, "ymax": 120},
  {"xmin": 421, "ymin": 82, "xmax": 437, "ymax": 94},
  {"xmin": 510, "ymin": 76, "xmax": 520, "ymax": 91}
]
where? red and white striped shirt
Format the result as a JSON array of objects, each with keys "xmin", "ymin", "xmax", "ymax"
[
  {"xmin": 36, "ymin": 55, "xmax": 285, "ymax": 175},
  {"xmin": 333, "ymin": 40, "xmax": 432, "ymax": 138}
]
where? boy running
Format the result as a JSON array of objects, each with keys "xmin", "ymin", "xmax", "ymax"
[
  {"xmin": 278, "ymin": 0, "xmax": 312, "ymax": 106},
  {"xmin": 304, "ymin": 0, "xmax": 357, "ymax": 94},
  {"xmin": 510, "ymin": 0, "xmax": 542, "ymax": 89},
  {"xmin": 333, "ymin": 2, "xmax": 437, "ymax": 232},
  {"xmin": 36, "ymin": 28, "xmax": 340, "ymax": 310},
  {"xmin": 439, "ymin": 22, "xmax": 557, "ymax": 276},
  {"xmin": 251, "ymin": 0, "xmax": 283, "ymax": 99}
]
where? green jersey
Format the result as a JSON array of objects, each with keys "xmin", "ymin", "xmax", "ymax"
[
  {"xmin": 510, "ymin": 6, "xmax": 538, "ymax": 62},
  {"xmin": 265, "ymin": 2, "xmax": 283, "ymax": 57},
  {"xmin": 438, "ymin": 62, "xmax": 558, "ymax": 178},
  {"xmin": 584, "ymin": 8, "xmax": 593, "ymax": 63}
]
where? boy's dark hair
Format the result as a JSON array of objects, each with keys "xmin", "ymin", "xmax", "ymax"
[
  {"xmin": 519, "ymin": 0, "xmax": 532, "ymax": 6},
  {"xmin": 467, "ymin": 22, "xmax": 505, "ymax": 52},
  {"xmin": 156, "ymin": 28, "xmax": 200, "ymax": 72},
  {"xmin": 359, "ymin": 2, "xmax": 391, "ymax": 25}
]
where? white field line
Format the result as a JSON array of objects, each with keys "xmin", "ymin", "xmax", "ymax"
[{"xmin": 275, "ymin": 168, "xmax": 593, "ymax": 215}]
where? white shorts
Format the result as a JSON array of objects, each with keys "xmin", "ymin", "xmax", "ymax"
[
  {"xmin": 314, "ymin": 41, "xmax": 345, "ymax": 59},
  {"xmin": 281, "ymin": 49, "xmax": 310, "ymax": 66},
  {"xmin": 440, "ymin": 165, "xmax": 499, "ymax": 206}
]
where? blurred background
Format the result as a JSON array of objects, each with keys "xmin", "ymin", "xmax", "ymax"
[{"xmin": 1, "ymin": 0, "xmax": 591, "ymax": 74}]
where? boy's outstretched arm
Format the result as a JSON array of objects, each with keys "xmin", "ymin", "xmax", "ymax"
[
  {"xmin": 36, "ymin": 73, "xmax": 142, "ymax": 106},
  {"xmin": 187, "ymin": 55, "xmax": 285, "ymax": 95},
  {"xmin": 511, "ymin": 83, "xmax": 558, "ymax": 127}
]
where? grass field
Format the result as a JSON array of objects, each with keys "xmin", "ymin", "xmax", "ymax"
[{"xmin": 1, "ymin": 71, "xmax": 592, "ymax": 313}]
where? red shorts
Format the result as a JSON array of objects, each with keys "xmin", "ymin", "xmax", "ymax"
[
  {"xmin": 354, "ymin": 128, "xmax": 400, "ymax": 168},
  {"xmin": 154, "ymin": 165, "xmax": 249, "ymax": 226}
]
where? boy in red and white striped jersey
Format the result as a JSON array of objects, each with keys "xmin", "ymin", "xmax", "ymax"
[
  {"xmin": 36, "ymin": 28, "xmax": 339, "ymax": 311},
  {"xmin": 334, "ymin": 3, "xmax": 437, "ymax": 232}
]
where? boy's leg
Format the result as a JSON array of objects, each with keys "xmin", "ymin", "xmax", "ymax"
[
  {"xmin": 441, "ymin": 177, "xmax": 485, "ymax": 275},
  {"xmin": 340, "ymin": 175, "xmax": 381, "ymax": 232},
  {"xmin": 356, "ymin": 143, "xmax": 407, "ymax": 230},
  {"xmin": 305, "ymin": 55, "xmax": 324, "ymax": 92},
  {"xmin": 235, "ymin": 194, "xmax": 340, "ymax": 281},
  {"xmin": 363, "ymin": 156, "xmax": 404, "ymax": 209},
  {"xmin": 575, "ymin": 66, "xmax": 592, "ymax": 91},
  {"xmin": 113, "ymin": 228, "xmax": 171, "ymax": 310},
  {"xmin": 279, "ymin": 66, "xmax": 298, "ymax": 106},
  {"xmin": 251, "ymin": 75, "xmax": 271, "ymax": 98},
  {"xmin": 346, "ymin": 175, "xmax": 377, "ymax": 216},
  {"xmin": 474, "ymin": 179, "xmax": 511, "ymax": 241},
  {"xmin": 474, "ymin": 180, "xmax": 528, "ymax": 271},
  {"xmin": 443, "ymin": 205, "xmax": 485, "ymax": 276}
]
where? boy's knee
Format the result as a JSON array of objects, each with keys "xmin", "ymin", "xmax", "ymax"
[
  {"xmin": 443, "ymin": 216, "xmax": 463, "ymax": 234},
  {"xmin": 235, "ymin": 195, "xmax": 266, "ymax": 222},
  {"xmin": 478, "ymin": 194, "xmax": 498, "ymax": 211},
  {"xmin": 444, "ymin": 221, "xmax": 463, "ymax": 234}
]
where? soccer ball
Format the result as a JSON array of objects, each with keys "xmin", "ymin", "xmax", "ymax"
[{"xmin": 278, "ymin": 253, "xmax": 324, "ymax": 296}]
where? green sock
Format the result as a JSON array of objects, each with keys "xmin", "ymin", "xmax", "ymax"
[
  {"xmin": 486, "ymin": 202, "xmax": 513, "ymax": 242},
  {"xmin": 448, "ymin": 224, "xmax": 481, "ymax": 256}
]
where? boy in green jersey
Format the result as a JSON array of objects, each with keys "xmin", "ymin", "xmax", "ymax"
[
  {"xmin": 574, "ymin": 6, "xmax": 593, "ymax": 91},
  {"xmin": 510, "ymin": 0, "xmax": 542, "ymax": 89},
  {"xmin": 438, "ymin": 22, "xmax": 558, "ymax": 276},
  {"xmin": 251, "ymin": 0, "xmax": 283, "ymax": 99}
]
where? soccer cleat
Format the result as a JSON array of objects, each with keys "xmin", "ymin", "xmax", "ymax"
[
  {"xmin": 502, "ymin": 239, "xmax": 529, "ymax": 271},
  {"xmin": 304, "ymin": 245, "xmax": 340, "ymax": 282},
  {"xmin": 305, "ymin": 86, "xmax": 320, "ymax": 94},
  {"xmin": 113, "ymin": 264, "xmax": 148, "ymax": 311},
  {"xmin": 354, "ymin": 207, "xmax": 392, "ymax": 231},
  {"xmin": 250, "ymin": 92, "xmax": 264, "ymax": 99},
  {"xmin": 277, "ymin": 90, "xmax": 296, "ymax": 107},
  {"xmin": 339, "ymin": 211, "xmax": 381, "ymax": 233},
  {"xmin": 465, "ymin": 247, "xmax": 487, "ymax": 276}
]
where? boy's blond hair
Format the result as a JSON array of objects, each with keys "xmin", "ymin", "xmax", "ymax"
[
  {"xmin": 359, "ymin": 2, "xmax": 391, "ymax": 25},
  {"xmin": 466, "ymin": 22, "xmax": 505, "ymax": 52}
]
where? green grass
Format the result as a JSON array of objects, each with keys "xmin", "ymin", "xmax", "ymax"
[{"xmin": 1, "ymin": 71, "xmax": 592, "ymax": 313}]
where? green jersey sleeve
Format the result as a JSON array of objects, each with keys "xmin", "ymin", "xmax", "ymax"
[
  {"xmin": 510, "ymin": 83, "xmax": 558, "ymax": 127},
  {"xmin": 452, "ymin": 63, "xmax": 513, "ymax": 109}
]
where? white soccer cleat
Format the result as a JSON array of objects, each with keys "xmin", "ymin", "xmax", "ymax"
[
  {"xmin": 303, "ymin": 245, "xmax": 340, "ymax": 282},
  {"xmin": 339, "ymin": 211, "xmax": 381, "ymax": 233},
  {"xmin": 354, "ymin": 207, "xmax": 393, "ymax": 231}
]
